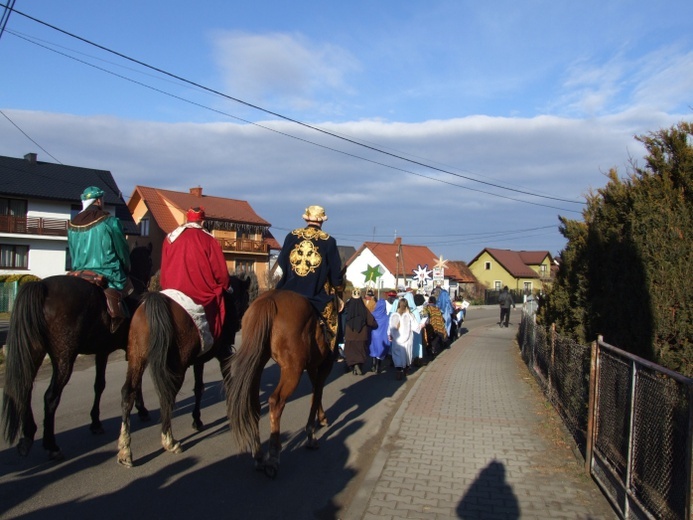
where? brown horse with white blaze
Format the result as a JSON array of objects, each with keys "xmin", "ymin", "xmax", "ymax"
[{"xmin": 225, "ymin": 289, "xmax": 336, "ymax": 478}]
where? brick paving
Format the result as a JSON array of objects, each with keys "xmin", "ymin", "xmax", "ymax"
[{"xmin": 344, "ymin": 320, "xmax": 618, "ymax": 520}]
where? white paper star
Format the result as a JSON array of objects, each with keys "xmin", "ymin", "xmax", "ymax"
[{"xmin": 412, "ymin": 264, "xmax": 432, "ymax": 281}]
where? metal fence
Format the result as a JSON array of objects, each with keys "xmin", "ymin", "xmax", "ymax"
[
  {"xmin": 484, "ymin": 288, "xmax": 526, "ymax": 306},
  {"xmin": 518, "ymin": 312, "xmax": 693, "ymax": 520},
  {"xmin": 0, "ymin": 281, "xmax": 18, "ymax": 313}
]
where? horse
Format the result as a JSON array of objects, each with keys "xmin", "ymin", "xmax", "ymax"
[
  {"xmin": 116, "ymin": 274, "xmax": 250, "ymax": 467},
  {"xmin": 1, "ymin": 245, "xmax": 153, "ymax": 461},
  {"xmin": 224, "ymin": 289, "xmax": 337, "ymax": 478},
  {"xmin": 128, "ymin": 242, "xmax": 154, "ymax": 294}
]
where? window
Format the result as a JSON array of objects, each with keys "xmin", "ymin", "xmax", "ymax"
[
  {"xmin": 494, "ymin": 281, "xmax": 502, "ymax": 290},
  {"xmin": 484, "ymin": 261, "xmax": 492, "ymax": 270},
  {"xmin": 524, "ymin": 282, "xmax": 533, "ymax": 293},
  {"xmin": 0, "ymin": 198, "xmax": 27, "ymax": 216},
  {"xmin": 139, "ymin": 218, "xmax": 150, "ymax": 237},
  {"xmin": 1, "ymin": 244, "xmax": 29, "ymax": 269},
  {"xmin": 236, "ymin": 259, "xmax": 255, "ymax": 273},
  {"xmin": 540, "ymin": 264, "xmax": 547, "ymax": 274}
]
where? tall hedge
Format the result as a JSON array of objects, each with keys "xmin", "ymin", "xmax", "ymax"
[{"xmin": 542, "ymin": 121, "xmax": 692, "ymax": 377}]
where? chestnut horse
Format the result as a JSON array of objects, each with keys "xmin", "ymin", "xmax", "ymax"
[
  {"xmin": 225, "ymin": 289, "xmax": 337, "ymax": 478},
  {"xmin": 1, "ymin": 245, "xmax": 152, "ymax": 461},
  {"xmin": 117, "ymin": 275, "xmax": 250, "ymax": 467}
]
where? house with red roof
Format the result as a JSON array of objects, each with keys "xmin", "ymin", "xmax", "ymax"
[
  {"xmin": 344, "ymin": 237, "xmax": 475, "ymax": 298},
  {"xmin": 127, "ymin": 186, "xmax": 280, "ymax": 288},
  {"xmin": 467, "ymin": 247, "xmax": 554, "ymax": 294}
]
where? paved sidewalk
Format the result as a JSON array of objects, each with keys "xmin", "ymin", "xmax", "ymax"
[{"xmin": 344, "ymin": 319, "xmax": 617, "ymax": 520}]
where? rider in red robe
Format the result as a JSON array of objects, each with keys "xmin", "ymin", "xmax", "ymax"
[{"xmin": 160, "ymin": 207, "xmax": 230, "ymax": 341}]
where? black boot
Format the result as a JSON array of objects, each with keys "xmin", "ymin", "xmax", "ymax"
[
  {"xmin": 371, "ymin": 358, "xmax": 377, "ymax": 372},
  {"xmin": 353, "ymin": 364, "xmax": 363, "ymax": 375},
  {"xmin": 374, "ymin": 359, "xmax": 381, "ymax": 373}
]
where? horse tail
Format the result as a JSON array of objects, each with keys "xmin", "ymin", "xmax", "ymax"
[
  {"xmin": 2, "ymin": 281, "xmax": 48, "ymax": 444},
  {"xmin": 225, "ymin": 294, "xmax": 276, "ymax": 453},
  {"xmin": 141, "ymin": 292, "xmax": 178, "ymax": 428}
]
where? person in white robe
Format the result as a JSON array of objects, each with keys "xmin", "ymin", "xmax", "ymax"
[
  {"xmin": 403, "ymin": 292, "xmax": 425, "ymax": 362},
  {"xmin": 388, "ymin": 297, "xmax": 426, "ymax": 379}
]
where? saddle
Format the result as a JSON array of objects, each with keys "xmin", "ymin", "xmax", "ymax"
[
  {"xmin": 67, "ymin": 270, "xmax": 130, "ymax": 332},
  {"xmin": 67, "ymin": 270, "xmax": 108, "ymax": 288}
]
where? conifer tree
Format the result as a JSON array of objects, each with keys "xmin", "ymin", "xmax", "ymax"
[{"xmin": 541, "ymin": 121, "xmax": 692, "ymax": 376}]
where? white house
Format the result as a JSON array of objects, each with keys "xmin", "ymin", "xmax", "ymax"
[
  {"xmin": 345, "ymin": 238, "xmax": 470, "ymax": 297},
  {"xmin": 0, "ymin": 152, "xmax": 137, "ymax": 279}
]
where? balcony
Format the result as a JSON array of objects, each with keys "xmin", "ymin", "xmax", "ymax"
[
  {"xmin": 216, "ymin": 237, "xmax": 268, "ymax": 255},
  {"xmin": 0, "ymin": 215, "xmax": 68, "ymax": 237}
]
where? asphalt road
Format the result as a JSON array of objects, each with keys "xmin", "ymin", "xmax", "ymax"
[{"xmin": 0, "ymin": 309, "xmax": 494, "ymax": 519}]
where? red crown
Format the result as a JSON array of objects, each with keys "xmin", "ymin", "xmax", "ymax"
[{"xmin": 186, "ymin": 207, "xmax": 205, "ymax": 222}]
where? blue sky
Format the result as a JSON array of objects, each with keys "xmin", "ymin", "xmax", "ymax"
[{"xmin": 1, "ymin": 1, "xmax": 692, "ymax": 264}]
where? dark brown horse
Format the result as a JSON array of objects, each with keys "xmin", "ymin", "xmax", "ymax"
[
  {"xmin": 225, "ymin": 289, "xmax": 337, "ymax": 478},
  {"xmin": 117, "ymin": 275, "xmax": 250, "ymax": 467},
  {"xmin": 1, "ymin": 246, "xmax": 152, "ymax": 461}
]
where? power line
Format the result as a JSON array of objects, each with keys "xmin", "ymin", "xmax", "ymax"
[
  {"xmin": 0, "ymin": 109, "xmax": 62, "ymax": 163},
  {"xmin": 0, "ymin": 0, "xmax": 16, "ymax": 41},
  {"xmin": 7, "ymin": 28, "xmax": 582, "ymax": 215},
  {"xmin": 4, "ymin": 5, "xmax": 586, "ymax": 209}
]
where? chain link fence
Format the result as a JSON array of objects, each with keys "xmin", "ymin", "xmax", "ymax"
[
  {"xmin": 518, "ymin": 312, "xmax": 693, "ymax": 520},
  {"xmin": 0, "ymin": 280, "xmax": 18, "ymax": 313}
]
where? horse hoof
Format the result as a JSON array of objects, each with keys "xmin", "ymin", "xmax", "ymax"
[
  {"xmin": 167, "ymin": 442, "xmax": 183, "ymax": 454},
  {"xmin": 305, "ymin": 441, "xmax": 320, "ymax": 451},
  {"xmin": 117, "ymin": 454, "xmax": 133, "ymax": 468},
  {"xmin": 48, "ymin": 449, "xmax": 65, "ymax": 462},
  {"xmin": 264, "ymin": 465, "xmax": 278, "ymax": 479},
  {"xmin": 252, "ymin": 453, "xmax": 267, "ymax": 470},
  {"xmin": 192, "ymin": 420, "xmax": 204, "ymax": 432},
  {"xmin": 90, "ymin": 424, "xmax": 105, "ymax": 435},
  {"xmin": 17, "ymin": 438, "xmax": 33, "ymax": 457},
  {"xmin": 138, "ymin": 410, "xmax": 151, "ymax": 422}
]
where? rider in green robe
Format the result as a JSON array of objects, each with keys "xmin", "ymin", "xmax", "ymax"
[{"xmin": 68, "ymin": 186, "xmax": 131, "ymax": 330}]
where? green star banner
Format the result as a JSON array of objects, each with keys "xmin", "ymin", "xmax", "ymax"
[{"xmin": 362, "ymin": 264, "xmax": 382, "ymax": 283}]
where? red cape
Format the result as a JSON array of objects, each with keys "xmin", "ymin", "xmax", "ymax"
[{"xmin": 160, "ymin": 226, "xmax": 230, "ymax": 340}]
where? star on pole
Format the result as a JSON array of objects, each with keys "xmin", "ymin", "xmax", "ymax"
[
  {"xmin": 362, "ymin": 264, "xmax": 382, "ymax": 283},
  {"xmin": 433, "ymin": 255, "xmax": 449, "ymax": 270},
  {"xmin": 412, "ymin": 264, "xmax": 432, "ymax": 282}
]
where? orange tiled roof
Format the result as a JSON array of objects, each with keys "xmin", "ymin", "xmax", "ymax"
[
  {"xmin": 132, "ymin": 186, "xmax": 270, "ymax": 234},
  {"xmin": 350, "ymin": 239, "xmax": 468, "ymax": 281},
  {"xmin": 263, "ymin": 229, "xmax": 281, "ymax": 250},
  {"xmin": 448, "ymin": 261, "xmax": 477, "ymax": 283}
]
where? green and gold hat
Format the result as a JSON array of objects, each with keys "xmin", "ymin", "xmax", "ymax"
[{"xmin": 81, "ymin": 186, "xmax": 105, "ymax": 201}]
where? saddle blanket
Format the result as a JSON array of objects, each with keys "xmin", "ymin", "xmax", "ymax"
[{"xmin": 160, "ymin": 289, "xmax": 214, "ymax": 356}]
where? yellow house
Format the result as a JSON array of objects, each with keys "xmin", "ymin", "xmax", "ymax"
[
  {"xmin": 127, "ymin": 186, "xmax": 280, "ymax": 289},
  {"xmin": 468, "ymin": 248, "xmax": 553, "ymax": 294}
]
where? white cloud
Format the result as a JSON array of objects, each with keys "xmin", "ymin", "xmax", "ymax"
[
  {"xmin": 631, "ymin": 48, "xmax": 693, "ymax": 111},
  {"xmin": 210, "ymin": 31, "xmax": 360, "ymax": 116},
  {"xmin": 4, "ymin": 107, "xmax": 683, "ymax": 261}
]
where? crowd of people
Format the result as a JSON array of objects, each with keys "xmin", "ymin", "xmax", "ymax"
[
  {"xmin": 338, "ymin": 284, "xmax": 468, "ymax": 380},
  {"xmin": 68, "ymin": 190, "xmax": 469, "ymax": 383}
]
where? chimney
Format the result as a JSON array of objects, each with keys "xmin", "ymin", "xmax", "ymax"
[
  {"xmin": 190, "ymin": 186, "xmax": 202, "ymax": 198},
  {"xmin": 394, "ymin": 237, "xmax": 402, "ymax": 246},
  {"xmin": 24, "ymin": 153, "xmax": 37, "ymax": 164}
]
